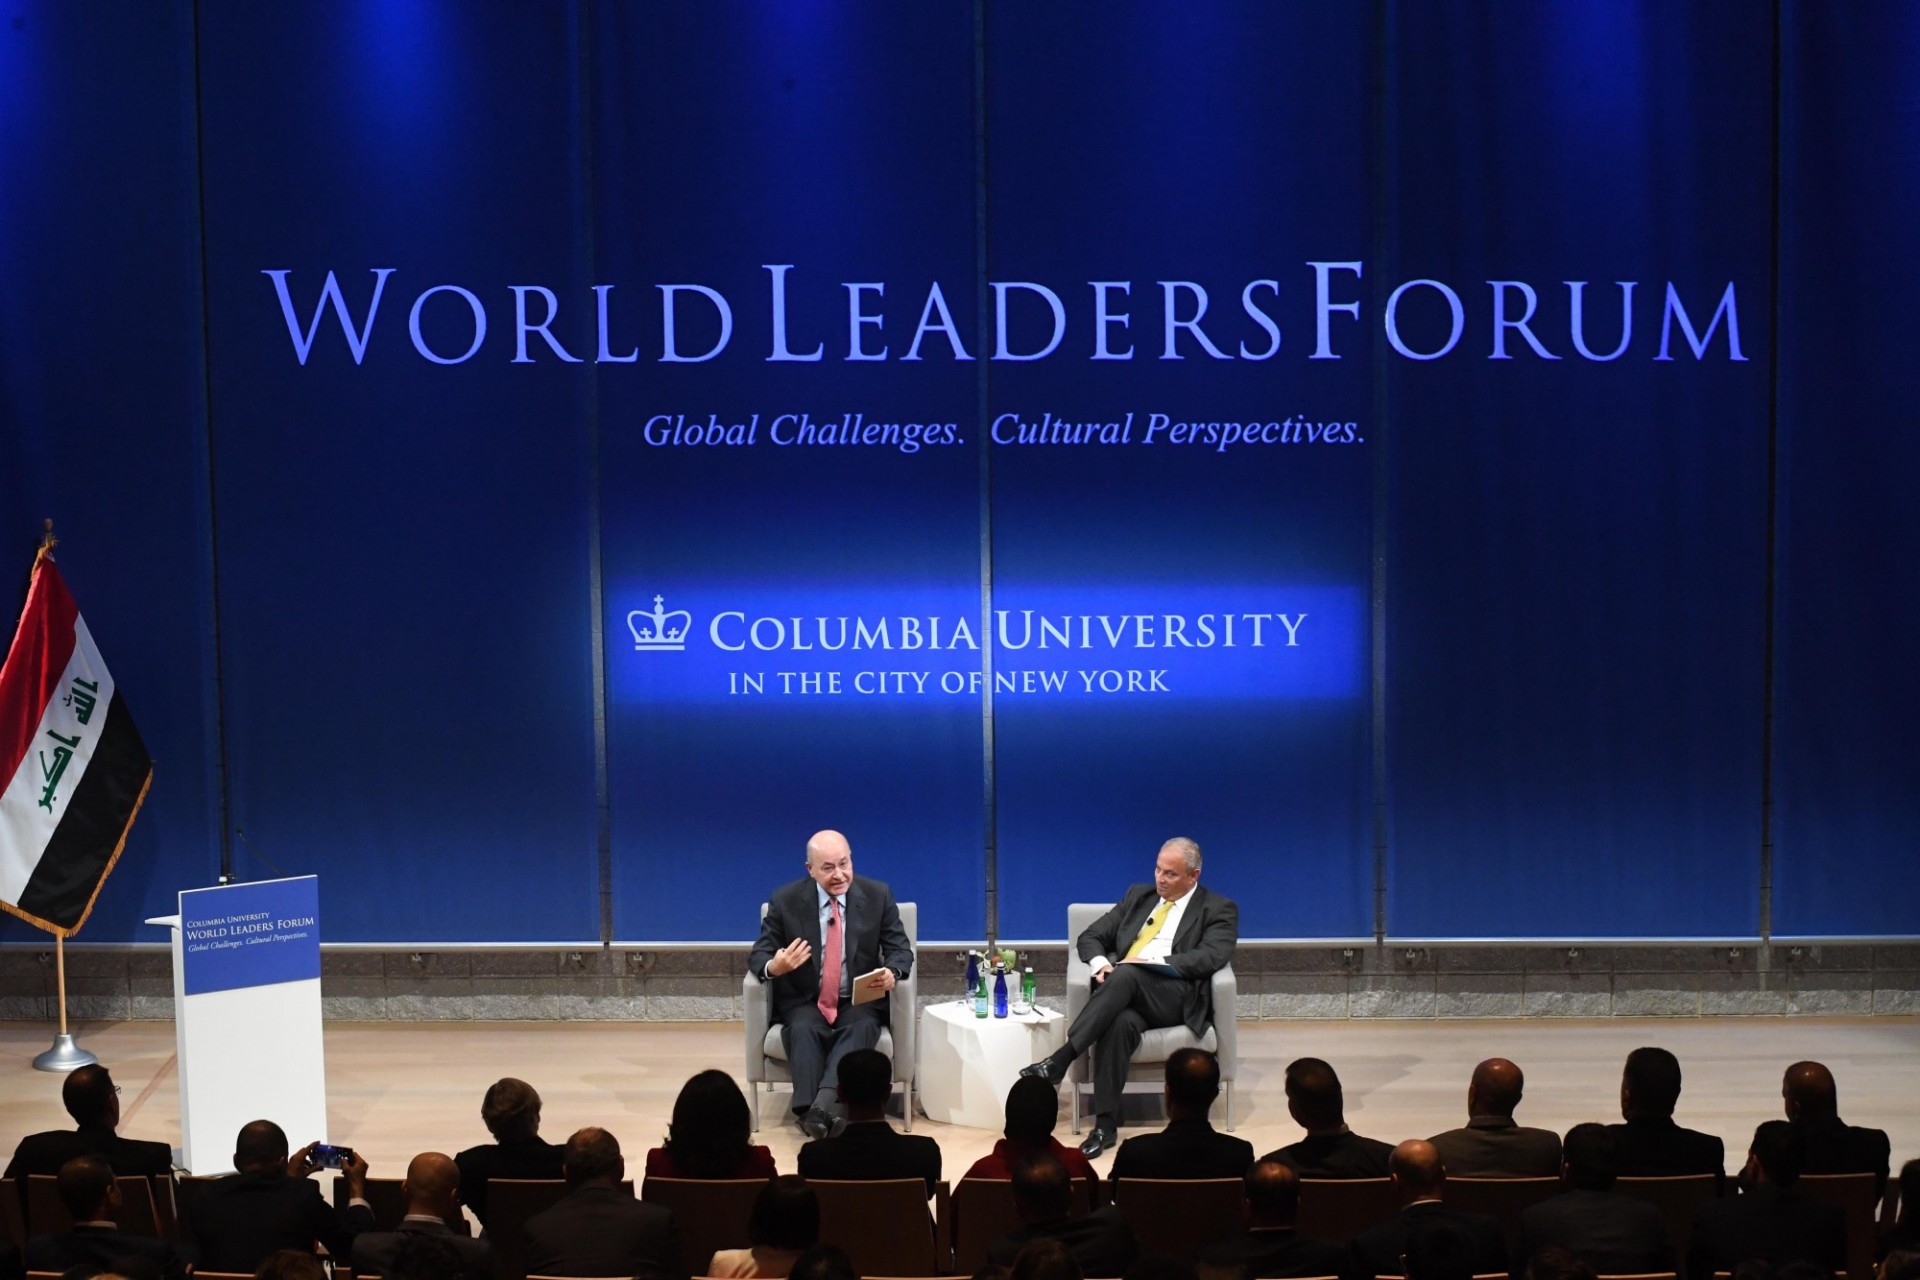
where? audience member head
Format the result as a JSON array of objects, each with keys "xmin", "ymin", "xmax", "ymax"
[
  {"xmin": 1524, "ymin": 1247, "xmax": 1596, "ymax": 1280},
  {"xmin": 480, "ymin": 1078, "xmax": 543, "ymax": 1144},
  {"xmin": 62, "ymin": 1065, "xmax": 121, "ymax": 1129},
  {"xmin": 1620, "ymin": 1047, "xmax": 1683, "ymax": 1119},
  {"xmin": 834, "ymin": 1048, "xmax": 893, "ymax": 1118},
  {"xmin": 1010, "ymin": 1151, "xmax": 1073, "ymax": 1225},
  {"xmin": 56, "ymin": 1154, "xmax": 119, "ymax": 1221},
  {"xmin": 254, "ymin": 1250, "xmax": 329, "ymax": 1280},
  {"xmin": 1402, "ymin": 1220, "xmax": 1475, "ymax": 1280},
  {"xmin": 1782, "ymin": 1061, "xmax": 1839, "ymax": 1121},
  {"xmin": 1560, "ymin": 1123, "xmax": 1617, "ymax": 1191},
  {"xmin": 234, "ymin": 1119, "xmax": 291, "ymax": 1175},
  {"xmin": 401, "ymin": 1152, "xmax": 461, "ymax": 1220},
  {"xmin": 1009, "ymin": 1239, "xmax": 1082, "ymax": 1280},
  {"xmin": 1880, "ymin": 1252, "xmax": 1920, "ymax": 1280},
  {"xmin": 1242, "ymin": 1159, "xmax": 1301, "ymax": 1228},
  {"xmin": 1004, "ymin": 1075, "xmax": 1060, "ymax": 1145},
  {"xmin": 1390, "ymin": 1139, "xmax": 1446, "ymax": 1204},
  {"xmin": 789, "ymin": 1245, "xmax": 858, "ymax": 1280},
  {"xmin": 1899, "ymin": 1160, "xmax": 1920, "ymax": 1227},
  {"xmin": 1283, "ymin": 1057, "xmax": 1345, "ymax": 1133},
  {"xmin": 664, "ymin": 1068, "xmax": 754, "ymax": 1177},
  {"xmin": 1747, "ymin": 1119, "xmax": 1806, "ymax": 1189},
  {"xmin": 748, "ymin": 1175, "xmax": 819, "ymax": 1251},
  {"xmin": 388, "ymin": 1232, "xmax": 474, "ymax": 1280},
  {"xmin": 1164, "ymin": 1048, "xmax": 1221, "ymax": 1120},
  {"xmin": 1467, "ymin": 1058, "xmax": 1525, "ymax": 1119},
  {"xmin": 561, "ymin": 1127, "xmax": 623, "ymax": 1187}
]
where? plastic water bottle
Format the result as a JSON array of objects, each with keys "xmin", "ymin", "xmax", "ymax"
[
  {"xmin": 993, "ymin": 967, "xmax": 1009, "ymax": 1018},
  {"xmin": 1022, "ymin": 966, "xmax": 1036, "ymax": 1012},
  {"xmin": 974, "ymin": 965, "xmax": 989, "ymax": 1017}
]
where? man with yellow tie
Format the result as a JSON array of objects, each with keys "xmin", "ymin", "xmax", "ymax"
[{"xmin": 1020, "ymin": 837, "xmax": 1239, "ymax": 1158}]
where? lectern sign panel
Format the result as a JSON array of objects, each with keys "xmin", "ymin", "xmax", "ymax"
[{"xmin": 180, "ymin": 876, "xmax": 320, "ymax": 996}]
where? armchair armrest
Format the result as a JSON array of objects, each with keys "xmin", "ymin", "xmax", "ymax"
[
  {"xmin": 743, "ymin": 968, "xmax": 770, "ymax": 1085},
  {"xmin": 1209, "ymin": 964, "xmax": 1237, "ymax": 1079}
]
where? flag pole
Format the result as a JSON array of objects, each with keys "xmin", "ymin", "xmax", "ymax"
[{"xmin": 32, "ymin": 935, "xmax": 96, "ymax": 1071}]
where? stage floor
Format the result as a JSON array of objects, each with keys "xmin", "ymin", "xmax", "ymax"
[{"xmin": 2, "ymin": 1016, "xmax": 1915, "ymax": 1183}]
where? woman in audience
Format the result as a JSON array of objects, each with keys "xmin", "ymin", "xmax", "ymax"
[
  {"xmin": 709, "ymin": 1176, "xmax": 818, "ymax": 1278},
  {"xmin": 963, "ymin": 1076, "xmax": 1097, "ymax": 1189},
  {"xmin": 645, "ymin": 1069, "xmax": 777, "ymax": 1179}
]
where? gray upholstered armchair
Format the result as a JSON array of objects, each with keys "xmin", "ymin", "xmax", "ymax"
[
  {"xmin": 742, "ymin": 900, "xmax": 918, "ymax": 1131},
  {"xmin": 1063, "ymin": 900, "xmax": 1237, "ymax": 1132}
]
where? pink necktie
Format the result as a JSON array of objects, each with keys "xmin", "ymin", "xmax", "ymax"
[{"xmin": 817, "ymin": 896, "xmax": 842, "ymax": 1025}]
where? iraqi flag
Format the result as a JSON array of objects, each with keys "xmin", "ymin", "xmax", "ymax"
[{"xmin": 0, "ymin": 552, "xmax": 151, "ymax": 935}]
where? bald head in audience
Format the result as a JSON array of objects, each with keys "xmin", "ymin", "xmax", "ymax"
[
  {"xmin": 1468, "ymin": 1058, "xmax": 1525, "ymax": 1118},
  {"xmin": 1782, "ymin": 1061, "xmax": 1839, "ymax": 1119},
  {"xmin": 400, "ymin": 1152, "xmax": 461, "ymax": 1220},
  {"xmin": 1243, "ymin": 1159, "xmax": 1301, "ymax": 1228},
  {"xmin": 1390, "ymin": 1139, "xmax": 1447, "ymax": 1205},
  {"xmin": 561, "ymin": 1127, "xmax": 624, "ymax": 1187}
]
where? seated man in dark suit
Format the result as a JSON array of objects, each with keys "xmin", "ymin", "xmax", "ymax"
[
  {"xmin": 1110, "ymin": 1048, "xmax": 1255, "ymax": 1182},
  {"xmin": 1515, "ymin": 1123, "xmax": 1672, "ymax": 1278},
  {"xmin": 1404, "ymin": 1222, "xmax": 1481, "ymax": 1280},
  {"xmin": 1260, "ymin": 1058, "xmax": 1394, "ymax": 1179},
  {"xmin": 1688, "ymin": 1120, "xmax": 1846, "ymax": 1280},
  {"xmin": 453, "ymin": 1077, "xmax": 563, "ymax": 1231},
  {"xmin": 350, "ymin": 1152, "xmax": 496, "ymax": 1280},
  {"xmin": 1429, "ymin": 1058, "xmax": 1562, "ymax": 1179},
  {"xmin": 5, "ymin": 1064, "xmax": 172, "ymax": 1186},
  {"xmin": 522, "ymin": 1127, "xmax": 684, "ymax": 1280},
  {"xmin": 24, "ymin": 1155, "xmax": 187, "ymax": 1280},
  {"xmin": 1021, "ymin": 837, "xmax": 1240, "ymax": 1159},
  {"xmin": 1197, "ymin": 1159, "xmax": 1350, "ymax": 1279},
  {"xmin": 1783, "ymin": 1060, "xmax": 1894, "ymax": 1214},
  {"xmin": 796, "ymin": 1049, "xmax": 941, "ymax": 1198},
  {"xmin": 1349, "ymin": 1140, "xmax": 1508, "ymax": 1280},
  {"xmin": 987, "ymin": 1151, "xmax": 1138, "ymax": 1276},
  {"xmin": 186, "ymin": 1119, "xmax": 375, "ymax": 1273},
  {"xmin": 1602, "ymin": 1047, "xmax": 1724, "ymax": 1186},
  {"xmin": 748, "ymin": 829, "xmax": 914, "ymax": 1139}
]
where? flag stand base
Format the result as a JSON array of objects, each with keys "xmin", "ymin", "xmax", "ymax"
[{"xmin": 32, "ymin": 1033, "xmax": 97, "ymax": 1072}]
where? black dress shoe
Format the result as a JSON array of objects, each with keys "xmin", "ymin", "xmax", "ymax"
[
  {"xmin": 1018, "ymin": 1060, "xmax": 1062, "ymax": 1086},
  {"xmin": 1078, "ymin": 1123, "xmax": 1117, "ymax": 1158},
  {"xmin": 800, "ymin": 1105, "xmax": 837, "ymax": 1141}
]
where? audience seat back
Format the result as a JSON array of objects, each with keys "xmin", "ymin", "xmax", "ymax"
[
  {"xmin": 1297, "ymin": 1177, "xmax": 1398, "ymax": 1242},
  {"xmin": 810, "ymin": 1178, "xmax": 940, "ymax": 1277},
  {"xmin": 639, "ymin": 1176, "xmax": 768, "ymax": 1277},
  {"xmin": 1110, "ymin": 1177, "xmax": 1244, "ymax": 1259},
  {"xmin": 0, "ymin": 1180, "xmax": 24, "ymax": 1248},
  {"xmin": 950, "ymin": 1177, "xmax": 1098, "ymax": 1275},
  {"xmin": 1799, "ymin": 1172, "xmax": 1877, "ymax": 1280},
  {"xmin": 1443, "ymin": 1176, "xmax": 1562, "ymax": 1246},
  {"xmin": 24, "ymin": 1174, "xmax": 163, "ymax": 1239},
  {"xmin": 487, "ymin": 1178, "xmax": 633, "ymax": 1280},
  {"xmin": 1614, "ymin": 1174, "xmax": 1719, "ymax": 1260}
]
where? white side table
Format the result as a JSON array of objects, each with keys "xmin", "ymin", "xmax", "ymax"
[{"xmin": 918, "ymin": 1000, "xmax": 1068, "ymax": 1129}]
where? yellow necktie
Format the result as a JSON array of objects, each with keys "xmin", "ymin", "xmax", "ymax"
[{"xmin": 1124, "ymin": 902, "xmax": 1169, "ymax": 960}]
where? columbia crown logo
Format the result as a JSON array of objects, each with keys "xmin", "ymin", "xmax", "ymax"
[{"xmin": 628, "ymin": 595, "xmax": 692, "ymax": 651}]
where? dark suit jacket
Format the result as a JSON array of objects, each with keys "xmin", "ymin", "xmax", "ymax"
[
  {"xmin": 1349, "ymin": 1201, "xmax": 1508, "ymax": 1280},
  {"xmin": 987, "ymin": 1206, "xmax": 1139, "ymax": 1276},
  {"xmin": 1795, "ymin": 1114, "xmax": 1893, "ymax": 1193},
  {"xmin": 748, "ymin": 874, "xmax": 913, "ymax": 1023},
  {"xmin": 1516, "ymin": 1188, "xmax": 1673, "ymax": 1277},
  {"xmin": 796, "ymin": 1120, "xmax": 942, "ymax": 1198},
  {"xmin": 1687, "ymin": 1182, "xmax": 1846, "ymax": 1280},
  {"xmin": 1198, "ymin": 1226, "xmax": 1349, "ymax": 1279},
  {"xmin": 522, "ymin": 1183, "xmax": 685, "ymax": 1280},
  {"xmin": 184, "ymin": 1171, "xmax": 376, "ymax": 1272},
  {"xmin": 1077, "ymin": 883, "xmax": 1238, "ymax": 1039},
  {"xmin": 5, "ymin": 1124, "xmax": 173, "ymax": 1180},
  {"xmin": 352, "ymin": 1217, "xmax": 498, "ymax": 1280},
  {"xmin": 26, "ymin": 1226, "xmax": 187, "ymax": 1280},
  {"xmin": 453, "ymin": 1136, "xmax": 564, "ymax": 1227},
  {"xmin": 1110, "ymin": 1117, "xmax": 1256, "ymax": 1182},
  {"xmin": 1604, "ymin": 1117, "xmax": 1725, "ymax": 1183},
  {"xmin": 1263, "ymin": 1131, "xmax": 1395, "ymax": 1180},
  {"xmin": 1429, "ymin": 1117, "xmax": 1563, "ymax": 1178}
]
